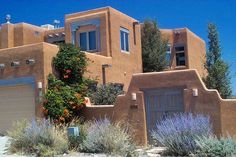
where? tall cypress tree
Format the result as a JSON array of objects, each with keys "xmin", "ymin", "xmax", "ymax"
[
  {"xmin": 204, "ymin": 23, "xmax": 232, "ymax": 98},
  {"xmin": 141, "ymin": 20, "xmax": 168, "ymax": 72}
]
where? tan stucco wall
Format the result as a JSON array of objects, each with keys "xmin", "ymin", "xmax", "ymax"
[
  {"xmin": 83, "ymin": 69, "xmax": 236, "ymax": 145},
  {"xmin": 0, "ymin": 23, "xmax": 45, "ymax": 49},
  {"xmin": 0, "ymin": 43, "xmax": 58, "ymax": 116},
  {"xmin": 65, "ymin": 7, "xmax": 142, "ymax": 90},
  {"xmin": 160, "ymin": 28, "xmax": 206, "ymax": 77}
]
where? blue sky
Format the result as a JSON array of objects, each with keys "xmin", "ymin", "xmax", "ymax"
[{"xmin": 0, "ymin": 0, "xmax": 236, "ymax": 95}]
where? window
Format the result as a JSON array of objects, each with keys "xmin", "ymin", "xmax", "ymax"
[
  {"xmin": 120, "ymin": 28, "xmax": 129, "ymax": 52},
  {"xmin": 175, "ymin": 45, "xmax": 185, "ymax": 66},
  {"xmin": 166, "ymin": 44, "xmax": 171, "ymax": 66},
  {"xmin": 79, "ymin": 30, "xmax": 97, "ymax": 51}
]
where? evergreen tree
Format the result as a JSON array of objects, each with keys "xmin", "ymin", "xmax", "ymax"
[
  {"xmin": 141, "ymin": 20, "xmax": 168, "ymax": 72},
  {"xmin": 204, "ymin": 23, "xmax": 232, "ymax": 98}
]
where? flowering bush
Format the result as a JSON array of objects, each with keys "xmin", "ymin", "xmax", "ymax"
[
  {"xmin": 81, "ymin": 118, "xmax": 136, "ymax": 156},
  {"xmin": 151, "ymin": 113, "xmax": 213, "ymax": 156},
  {"xmin": 43, "ymin": 74, "xmax": 86, "ymax": 123},
  {"xmin": 43, "ymin": 43, "xmax": 91, "ymax": 123},
  {"xmin": 53, "ymin": 43, "xmax": 87, "ymax": 85},
  {"xmin": 7, "ymin": 119, "xmax": 68, "ymax": 157}
]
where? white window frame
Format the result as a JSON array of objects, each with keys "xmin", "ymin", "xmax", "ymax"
[
  {"xmin": 79, "ymin": 30, "xmax": 97, "ymax": 52},
  {"xmin": 120, "ymin": 27, "xmax": 130, "ymax": 53}
]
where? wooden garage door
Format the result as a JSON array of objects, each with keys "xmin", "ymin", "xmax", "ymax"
[
  {"xmin": 0, "ymin": 85, "xmax": 35, "ymax": 133},
  {"xmin": 144, "ymin": 88, "xmax": 184, "ymax": 142}
]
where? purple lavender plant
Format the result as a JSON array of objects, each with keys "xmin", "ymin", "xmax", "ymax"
[{"xmin": 151, "ymin": 113, "xmax": 213, "ymax": 156}]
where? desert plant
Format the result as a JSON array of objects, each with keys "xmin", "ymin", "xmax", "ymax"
[
  {"xmin": 81, "ymin": 118, "xmax": 136, "ymax": 156},
  {"xmin": 151, "ymin": 113, "xmax": 213, "ymax": 156},
  {"xmin": 7, "ymin": 119, "xmax": 68, "ymax": 157},
  {"xmin": 90, "ymin": 83, "xmax": 124, "ymax": 105},
  {"xmin": 193, "ymin": 136, "xmax": 236, "ymax": 157},
  {"xmin": 67, "ymin": 122, "xmax": 90, "ymax": 151}
]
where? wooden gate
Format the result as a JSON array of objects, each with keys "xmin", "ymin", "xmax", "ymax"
[{"xmin": 144, "ymin": 88, "xmax": 184, "ymax": 142}]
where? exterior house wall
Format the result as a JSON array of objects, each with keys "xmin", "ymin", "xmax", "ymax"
[
  {"xmin": 64, "ymin": 7, "xmax": 142, "ymax": 90},
  {"xmin": 0, "ymin": 43, "xmax": 58, "ymax": 116},
  {"xmin": 160, "ymin": 28, "xmax": 206, "ymax": 77},
  {"xmin": 0, "ymin": 23, "xmax": 45, "ymax": 48},
  {"xmin": 83, "ymin": 69, "xmax": 236, "ymax": 145}
]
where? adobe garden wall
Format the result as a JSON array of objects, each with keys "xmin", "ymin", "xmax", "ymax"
[{"xmin": 83, "ymin": 69, "xmax": 236, "ymax": 145}]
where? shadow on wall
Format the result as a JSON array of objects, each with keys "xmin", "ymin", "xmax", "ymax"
[{"xmin": 82, "ymin": 69, "xmax": 236, "ymax": 145}]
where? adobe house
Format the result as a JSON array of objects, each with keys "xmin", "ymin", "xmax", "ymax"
[{"xmin": 0, "ymin": 7, "xmax": 235, "ymax": 145}]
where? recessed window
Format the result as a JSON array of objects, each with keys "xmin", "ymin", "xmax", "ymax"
[
  {"xmin": 175, "ymin": 45, "xmax": 185, "ymax": 66},
  {"xmin": 79, "ymin": 30, "xmax": 97, "ymax": 51},
  {"xmin": 120, "ymin": 28, "xmax": 129, "ymax": 52},
  {"xmin": 166, "ymin": 43, "xmax": 171, "ymax": 66}
]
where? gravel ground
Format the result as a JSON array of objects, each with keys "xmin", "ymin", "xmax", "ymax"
[{"xmin": 0, "ymin": 136, "xmax": 164, "ymax": 157}]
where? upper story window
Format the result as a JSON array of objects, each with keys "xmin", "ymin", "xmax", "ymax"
[
  {"xmin": 120, "ymin": 27, "xmax": 129, "ymax": 52},
  {"xmin": 175, "ymin": 45, "xmax": 185, "ymax": 66},
  {"xmin": 166, "ymin": 43, "xmax": 171, "ymax": 66},
  {"xmin": 79, "ymin": 30, "xmax": 97, "ymax": 51}
]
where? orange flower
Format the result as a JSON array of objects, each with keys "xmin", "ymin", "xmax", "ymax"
[
  {"xmin": 64, "ymin": 75, "xmax": 69, "ymax": 79},
  {"xmin": 65, "ymin": 69, "xmax": 71, "ymax": 73},
  {"xmin": 63, "ymin": 109, "xmax": 69, "ymax": 117},
  {"xmin": 84, "ymin": 99, "xmax": 88, "ymax": 104},
  {"xmin": 74, "ymin": 93, "xmax": 81, "ymax": 99}
]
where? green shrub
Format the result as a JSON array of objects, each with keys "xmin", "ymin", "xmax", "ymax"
[
  {"xmin": 90, "ymin": 83, "xmax": 124, "ymax": 105},
  {"xmin": 7, "ymin": 119, "xmax": 68, "ymax": 157},
  {"xmin": 193, "ymin": 136, "xmax": 236, "ymax": 157},
  {"xmin": 43, "ymin": 74, "xmax": 86, "ymax": 123},
  {"xmin": 53, "ymin": 43, "xmax": 87, "ymax": 85},
  {"xmin": 68, "ymin": 122, "xmax": 90, "ymax": 151},
  {"xmin": 81, "ymin": 118, "xmax": 136, "ymax": 156},
  {"xmin": 151, "ymin": 113, "xmax": 213, "ymax": 156}
]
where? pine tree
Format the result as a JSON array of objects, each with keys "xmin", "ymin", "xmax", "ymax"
[
  {"xmin": 204, "ymin": 23, "xmax": 232, "ymax": 98},
  {"xmin": 141, "ymin": 20, "xmax": 168, "ymax": 72}
]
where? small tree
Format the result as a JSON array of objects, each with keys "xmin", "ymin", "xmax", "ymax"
[
  {"xmin": 43, "ymin": 43, "xmax": 89, "ymax": 123},
  {"xmin": 141, "ymin": 19, "xmax": 168, "ymax": 72},
  {"xmin": 203, "ymin": 23, "xmax": 232, "ymax": 98}
]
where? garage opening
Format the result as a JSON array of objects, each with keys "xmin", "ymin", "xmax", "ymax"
[
  {"xmin": 144, "ymin": 87, "xmax": 184, "ymax": 142},
  {"xmin": 0, "ymin": 84, "xmax": 35, "ymax": 133}
]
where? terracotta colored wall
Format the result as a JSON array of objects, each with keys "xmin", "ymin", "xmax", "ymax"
[
  {"xmin": 186, "ymin": 29, "xmax": 207, "ymax": 77},
  {"xmin": 0, "ymin": 43, "xmax": 58, "ymax": 115},
  {"xmin": 83, "ymin": 69, "xmax": 236, "ymax": 145},
  {"xmin": 0, "ymin": 23, "xmax": 45, "ymax": 48},
  {"xmin": 0, "ymin": 24, "xmax": 15, "ymax": 48},
  {"xmin": 160, "ymin": 28, "xmax": 206, "ymax": 77},
  {"xmin": 65, "ymin": 7, "xmax": 142, "ymax": 90}
]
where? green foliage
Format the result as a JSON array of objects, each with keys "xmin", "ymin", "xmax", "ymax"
[
  {"xmin": 89, "ymin": 83, "xmax": 124, "ymax": 105},
  {"xmin": 67, "ymin": 120, "xmax": 90, "ymax": 151},
  {"xmin": 81, "ymin": 119, "xmax": 137, "ymax": 156},
  {"xmin": 193, "ymin": 136, "xmax": 236, "ymax": 157},
  {"xmin": 43, "ymin": 43, "xmax": 90, "ymax": 123},
  {"xmin": 141, "ymin": 19, "xmax": 168, "ymax": 72},
  {"xmin": 43, "ymin": 74, "xmax": 85, "ymax": 123},
  {"xmin": 7, "ymin": 119, "xmax": 68, "ymax": 157},
  {"xmin": 203, "ymin": 23, "xmax": 232, "ymax": 98},
  {"xmin": 53, "ymin": 43, "xmax": 87, "ymax": 85}
]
